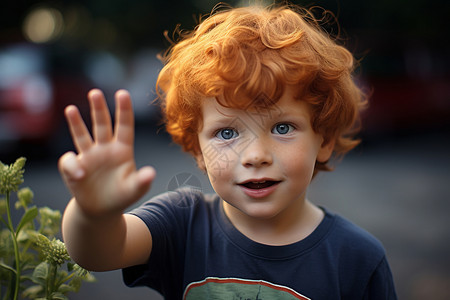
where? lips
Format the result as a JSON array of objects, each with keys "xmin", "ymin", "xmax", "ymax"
[
  {"xmin": 238, "ymin": 179, "xmax": 281, "ymax": 198},
  {"xmin": 240, "ymin": 180, "xmax": 279, "ymax": 190}
]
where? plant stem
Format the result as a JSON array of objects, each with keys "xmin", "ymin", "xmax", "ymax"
[
  {"xmin": 46, "ymin": 264, "xmax": 58, "ymax": 299},
  {"xmin": 61, "ymin": 272, "xmax": 75, "ymax": 283},
  {"xmin": 5, "ymin": 192, "xmax": 20, "ymax": 300}
]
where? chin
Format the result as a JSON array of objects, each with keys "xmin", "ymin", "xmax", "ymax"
[{"xmin": 239, "ymin": 203, "xmax": 285, "ymax": 220}]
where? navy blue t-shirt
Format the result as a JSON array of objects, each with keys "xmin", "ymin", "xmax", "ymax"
[{"xmin": 123, "ymin": 188, "xmax": 397, "ymax": 299}]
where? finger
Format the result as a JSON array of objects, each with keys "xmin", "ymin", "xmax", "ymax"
[
  {"xmin": 136, "ymin": 166, "xmax": 156, "ymax": 190},
  {"xmin": 58, "ymin": 151, "xmax": 85, "ymax": 182},
  {"xmin": 65, "ymin": 105, "xmax": 93, "ymax": 153},
  {"xmin": 88, "ymin": 89, "xmax": 113, "ymax": 143},
  {"xmin": 114, "ymin": 90, "xmax": 135, "ymax": 145},
  {"xmin": 126, "ymin": 166, "xmax": 156, "ymax": 202}
]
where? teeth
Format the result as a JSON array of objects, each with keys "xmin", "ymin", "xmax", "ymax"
[{"xmin": 242, "ymin": 180, "xmax": 278, "ymax": 190}]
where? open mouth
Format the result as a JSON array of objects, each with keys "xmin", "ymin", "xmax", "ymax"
[{"xmin": 239, "ymin": 180, "xmax": 280, "ymax": 190}]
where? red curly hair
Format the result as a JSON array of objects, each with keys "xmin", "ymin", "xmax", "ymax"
[{"xmin": 156, "ymin": 3, "xmax": 366, "ymax": 173}]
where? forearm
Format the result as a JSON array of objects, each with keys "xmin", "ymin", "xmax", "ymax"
[
  {"xmin": 58, "ymin": 89, "xmax": 155, "ymax": 271},
  {"xmin": 62, "ymin": 198, "xmax": 128, "ymax": 271}
]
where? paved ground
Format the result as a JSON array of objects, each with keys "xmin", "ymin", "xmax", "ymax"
[{"xmin": 8, "ymin": 124, "xmax": 450, "ymax": 300}]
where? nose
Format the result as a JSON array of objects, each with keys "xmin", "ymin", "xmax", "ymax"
[{"xmin": 240, "ymin": 138, "xmax": 273, "ymax": 168}]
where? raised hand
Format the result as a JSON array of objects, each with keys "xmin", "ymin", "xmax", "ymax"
[{"xmin": 58, "ymin": 89, "xmax": 156, "ymax": 218}]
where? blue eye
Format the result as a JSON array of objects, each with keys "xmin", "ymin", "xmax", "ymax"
[
  {"xmin": 216, "ymin": 128, "xmax": 238, "ymax": 140},
  {"xmin": 272, "ymin": 123, "xmax": 293, "ymax": 135}
]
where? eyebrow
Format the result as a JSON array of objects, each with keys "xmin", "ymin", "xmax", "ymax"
[
  {"xmin": 279, "ymin": 110, "xmax": 310, "ymax": 121},
  {"xmin": 203, "ymin": 116, "xmax": 239, "ymax": 130},
  {"xmin": 204, "ymin": 118, "xmax": 232, "ymax": 130}
]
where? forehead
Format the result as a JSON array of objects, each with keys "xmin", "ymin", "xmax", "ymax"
[
  {"xmin": 199, "ymin": 94, "xmax": 313, "ymax": 136},
  {"xmin": 201, "ymin": 86, "xmax": 312, "ymax": 121}
]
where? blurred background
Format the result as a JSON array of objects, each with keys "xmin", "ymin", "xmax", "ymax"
[{"xmin": 1, "ymin": 0, "xmax": 449, "ymax": 299}]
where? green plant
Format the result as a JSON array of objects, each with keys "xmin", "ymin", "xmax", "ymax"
[{"xmin": 0, "ymin": 157, "xmax": 95, "ymax": 300}]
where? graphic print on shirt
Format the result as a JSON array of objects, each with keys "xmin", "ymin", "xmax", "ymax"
[{"xmin": 183, "ymin": 277, "xmax": 311, "ymax": 300}]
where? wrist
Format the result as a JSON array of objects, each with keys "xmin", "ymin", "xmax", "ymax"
[
  {"xmin": 64, "ymin": 198, "xmax": 124, "ymax": 226},
  {"xmin": 62, "ymin": 198, "xmax": 128, "ymax": 270}
]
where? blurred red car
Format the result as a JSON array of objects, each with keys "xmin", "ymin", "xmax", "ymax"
[{"xmin": 0, "ymin": 44, "xmax": 90, "ymax": 157}]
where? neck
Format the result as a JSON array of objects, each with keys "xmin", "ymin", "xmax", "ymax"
[{"xmin": 223, "ymin": 199, "xmax": 324, "ymax": 246}]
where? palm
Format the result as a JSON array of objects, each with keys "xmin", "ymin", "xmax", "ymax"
[{"xmin": 59, "ymin": 89, "xmax": 155, "ymax": 216}]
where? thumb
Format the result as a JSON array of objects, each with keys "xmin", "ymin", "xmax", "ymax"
[
  {"xmin": 129, "ymin": 166, "xmax": 156, "ymax": 200},
  {"xmin": 58, "ymin": 151, "xmax": 85, "ymax": 182}
]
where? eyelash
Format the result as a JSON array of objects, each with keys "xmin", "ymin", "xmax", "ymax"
[
  {"xmin": 271, "ymin": 123, "xmax": 295, "ymax": 135},
  {"xmin": 214, "ymin": 123, "xmax": 295, "ymax": 140},
  {"xmin": 215, "ymin": 128, "xmax": 239, "ymax": 140}
]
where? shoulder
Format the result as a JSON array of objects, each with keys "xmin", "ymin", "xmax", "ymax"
[
  {"xmin": 324, "ymin": 208, "xmax": 386, "ymax": 262},
  {"xmin": 128, "ymin": 187, "xmax": 217, "ymax": 230},
  {"xmin": 319, "ymin": 209, "xmax": 397, "ymax": 298},
  {"xmin": 131, "ymin": 187, "xmax": 208, "ymax": 213}
]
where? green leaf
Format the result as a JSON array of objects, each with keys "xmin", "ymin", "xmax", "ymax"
[
  {"xmin": 31, "ymin": 261, "xmax": 49, "ymax": 286},
  {"xmin": 50, "ymin": 292, "xmax": 68, "ymax": 300},
  {"xmin": 57, "ymin": 283, "xmax": 75, "ymax": 294},
  {"xmin": 16, "ymin": 206, "xmax": 38, "ymax": 234},
  {"xmin": 22, "ymin": 285, "xmax": 43, "ymax": 299},
  {"xmin": 0, "ymin": 215, "xmax": 8, "ymax": 228},
  {"xmin": 0, "ymin": 261, "xmax": 16, "ymax": 274}
]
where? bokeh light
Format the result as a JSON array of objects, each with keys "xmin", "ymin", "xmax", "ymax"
[{"xmin": 22, "ymin": 7, "xmax": 64, "ymax": 43}]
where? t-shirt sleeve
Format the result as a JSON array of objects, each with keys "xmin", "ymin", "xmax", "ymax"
[
  {"xmin": 122, "ymin": 188, "xmax": 204, "ymax": 297},
  {"xmin": 329, "ymin": 212, "xmax": 398, "ymax": 299},
  {"xmin": 363, "ymin": 256, "xmax": 398, "ymax": 300}
]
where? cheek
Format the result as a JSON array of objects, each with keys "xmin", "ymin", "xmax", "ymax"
[
  {"xmin": 280, "ymin": 146, "xmax": 318, "ymax": 179},
  {"xmin": 200, "ymin": 143, "xmax": 237, "ymax": 183}
]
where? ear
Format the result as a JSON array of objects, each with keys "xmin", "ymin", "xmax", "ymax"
[{"xmin": 317, "ymin": 138, "xmax": 335, "ymax": 163}]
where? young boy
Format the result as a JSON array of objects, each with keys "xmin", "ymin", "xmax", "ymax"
[{"xmin": 59, "ymin": 3, "xmax": 397, "ymax": 299}]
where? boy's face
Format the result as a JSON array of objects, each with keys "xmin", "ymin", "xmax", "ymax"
[{"xmin": 197, "ymin": 86, "xmax": 334, "ymax": 224}]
